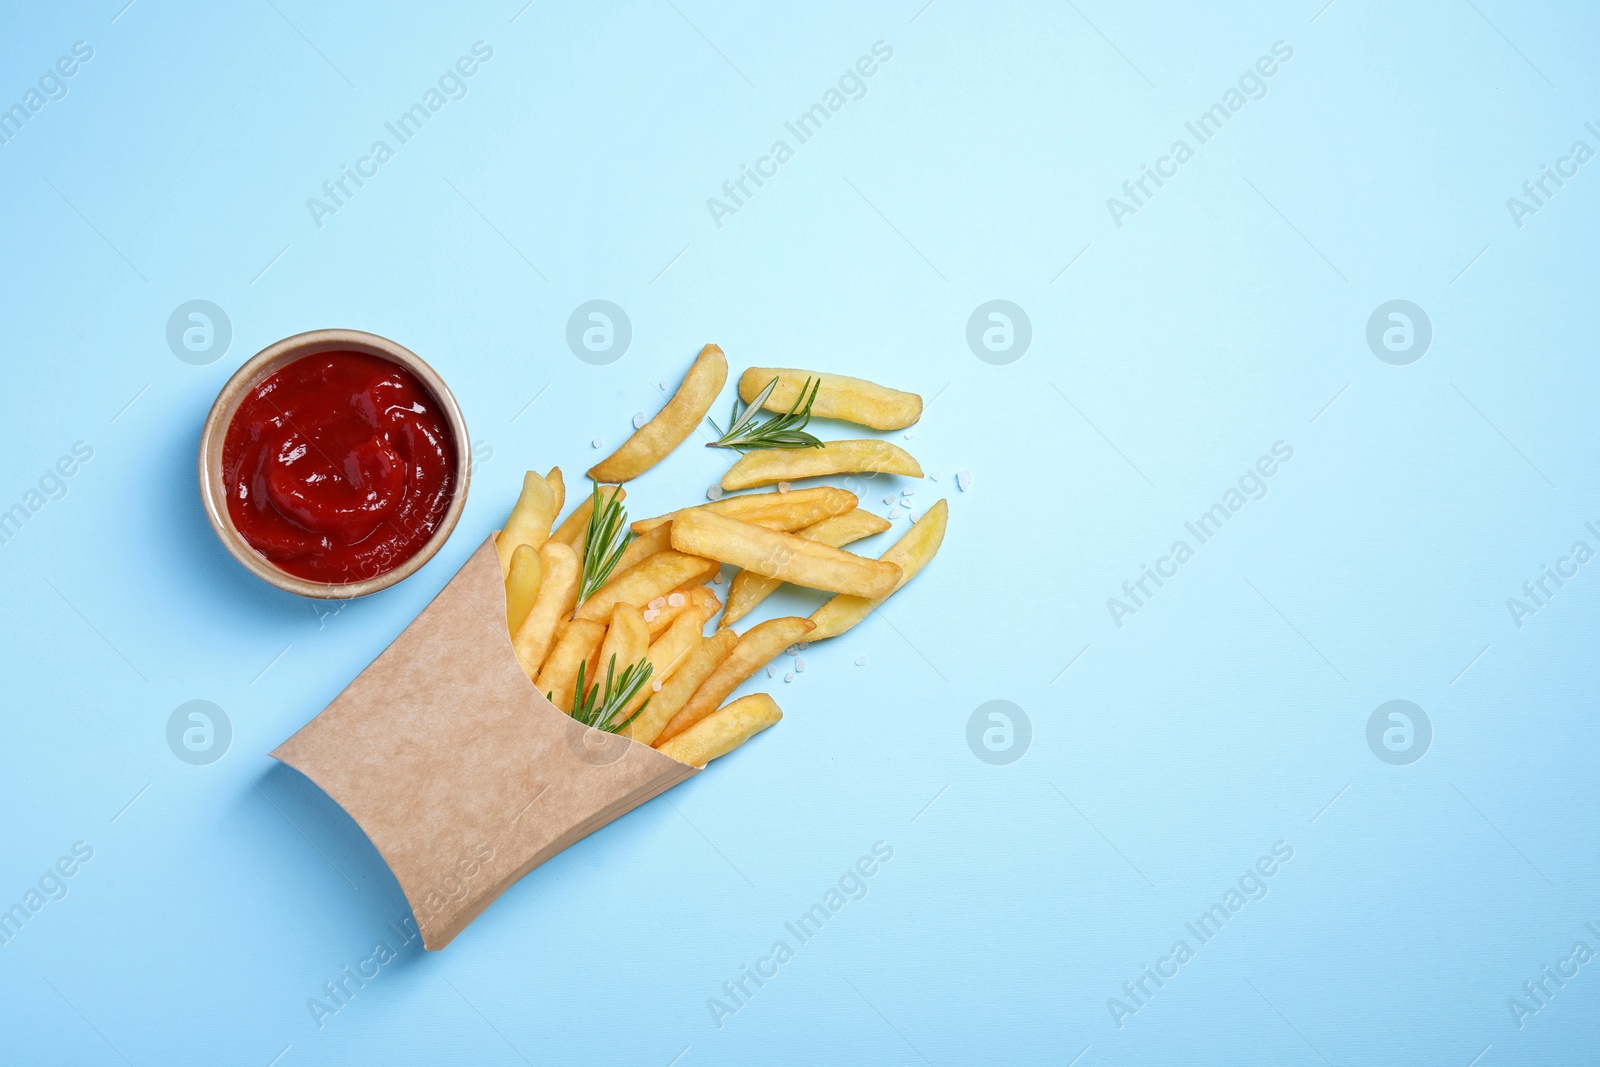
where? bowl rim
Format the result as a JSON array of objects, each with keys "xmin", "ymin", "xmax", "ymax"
[{"xmin": 197, "ymin": 328, "xmax": 471, "ymax": 600}]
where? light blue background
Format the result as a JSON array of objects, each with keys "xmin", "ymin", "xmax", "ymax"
[{"xmin": 2, "ymin": 0, "xmax": 1597, "ymax": 1063}]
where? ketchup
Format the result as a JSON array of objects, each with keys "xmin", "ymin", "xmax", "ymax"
[{"xmin": 222, "ymin": 351, "xmax": 457, "ymax": 584}]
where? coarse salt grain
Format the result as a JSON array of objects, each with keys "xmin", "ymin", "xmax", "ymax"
[
  {"xmin": 883, "ymin": 495, "xmax": 896, "ymax": 504},
  {"xmin": 643, "ymin": 609, "xmax": 660, "ymax": 622},
  {"xmin": 797, "ymin": 641, "xmax": 809, "ymax": 651},
  {"xmin": 955, "ymin": 469, "xmax": 972, "ymax": 491},
  {"xmin": 778, "ymin": 481, "xmax": 791, "ymax": 493},
  {"xmin": 652, "ymin": 679, "xmax": 663, "ymax": 692},
  {"xmin": 591, "ymin": 437, "xmax": 603, "ymax": 448},
  {"xmin": 887, "ymin": 505, "xmax": 903, "ymax": 519},
  {"xmin": 901, "ymin": 487, "xmax": 914, "ymax": 496},
  {"xmin": 632, "ymin": 411, "xmax": 646, "ymax": 429},
  {"xmin": 784, "ymin": 671, "xmax": 795, "ymax": 683},
  {"xmin": 658, "ymin": 381, "xmax": 668, "ymax": 391},
  {"xmin": 649, "ymin": 597, "xmax": 667, "ymax": 610},
  {"xmin": 766, "ymin": 664, "xmax": 776, "ymax": 678},
  {"xmin": 854, "ymin": 655, "xmax": 868, "ymax": 666},
  {"xmin": 667, "ymin": 592, "xmax": 685, "ymax": 607},
  {"xmin": 795, "ymin": 657, "xmax": 806, "ymax": 672},
  {"xmin": 930, "ymin": 471, "xmax": 941, "ymax": 481},
  {"xmin": 904, "ymin": 431, "xmax": 916, "ymax": 440},
  {"xmin": 785, "ymin": 645, "xmax": 797, "ymax": 656},
  {"xmin": 707, "ymin": 485, "xmax": 724, "ymax": 500}
]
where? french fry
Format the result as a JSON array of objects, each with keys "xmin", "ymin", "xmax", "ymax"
[
  {"xmin": 574, "ymin": 551, "xmax": 719, "ymax": 622},
  {"xmin": 670, "ymin": 510, "xmax": 900, "ymax": 598},
  {"xmin": 738, "ymin": 368, "xmax": 921, "ymax": 430},
  {"xmin": 589, "ymin": 344, "xmax": 728, "ymax": 483},
  {"xmin": 551, "ymin": 486, "xmax": 625, "ymax": 548},
  {"xmin": 612, "ymin": 521, "xmax": 673, "ymax": 576},
  {"xmin": 810, "ymin": 499, "xmax": 948, "ymax": 639},
  {"xmin": 657, "ymin": 693, "xmax": 783, "ymax": 768},
  {"xmin": 497, "ymin": 470, "xmax": 562, "ymax": 575},
  {"xmin": 722, "ymin": 508, "xmax": 890, "ymax": 625},
  {"xmin": 646, "ymin": 604, "xmax": 709, "ymax": 682},
  {"xmin": 622, "ymin": 628, "xmax": 737, "ymax": 746},
  {"xmin": 544, "ymin": 466, "xmax": 565, "ymax": 521},
  {"xmin": 593, "ymin": 604, "xmax": 650, "ymax": 689},
  {"xmin": 646, "ymin": 583, "xmax": 721, "ymax": 638},
  {"xmin": 721, "ymin": 440, "xmax": 922, "ymax": 491},
  {"xmin": 655, "ymin": 616, "xmax": 813, "ymax": 744},
  {"xmin": 533, "ymin": 618, "xmax": 606, "ymax": 711},
  {"xmin": 631, "ymin": 487, "xmax": 855, "ymax": 534},
  {"xmin": 619, "ymin": 605, "xmax": 707, "ymax": 722},
  {"xmin": 504, "ymin": 544, "xmax": 543, "ymax": 636},
  {"xmin": 512, "ymin": 540, "xmax": 580, "ymax": 679}
]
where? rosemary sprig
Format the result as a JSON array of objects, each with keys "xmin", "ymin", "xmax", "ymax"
[
  {"xmin": 706, "ymin": 376, "xmax": 825, "ymax": 452},
  {"xmin": 565, "ymin": 653, "xmax": 653, "ymax": 733},
  {"xmin": 576, "ymin": 480, "xmax": 632, "ymax": 609}
]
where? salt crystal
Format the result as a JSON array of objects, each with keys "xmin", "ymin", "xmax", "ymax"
[
  {"xmin": 658, "ymin": 381, "xmax": 668, "ymax": 391},
  {"xmin": 883, "ymin": 495, "xmax": 896, "ymax": 505},
  {"xmin": 930, "ymin": 471, "xmax": 941, "ymax": 482},
  {"xmin": 904, "ymin": 431, "xmax": 916, "ymax": 440},
  {"xmin": 766, "ymin": 664, "xmax": 776, "ymax": 678},
  {"xmin": 955, "ymin": 469, "xmax": 972, "ymax": 491},
  {"xmin": 784, "ymin": 671, "xmax": 795, "ymax": 683},
  {"xmin": 854, "ymin": 655, "xmax": 868, "ymax": 666},
  {"xmin": 795, "ymin": 657, "xmax": 806, "ymax": 673},
  {"xmin": 632, "ymin": 411, "xmax": 646, "ymax": 429},
  {"xmin": 592, "ymin": 437, "xmax": 603, "ymax": 448},
  {"xmin": 887, "ymin": 505, "xmax": 903, "ymax": 519},
  {"xmin": 797, "ymin": 641, "xmax": 809, "ymax": 651},
  {"xmin": 667, "ymin": 592, "xmax": 686, "ymax": 607},
  {"xmin": 643, "ymin": 609, "xmax": 660, "ymax": 622},
  {"xmin": 785, "ymin": 645, "xmax": 798, "ymax": 656},
  {"xmin": 649, "ymin": 597, "xmax": 667, "ymax": 610},
  {"xmin": 778, "ymin": 481, "xmax": 791, "ymax": 493},
  {"xmin": 651, "ymin": 679, "xmax": 663, "ymax": 692},
  {"xmin": 707, "ymin": 484, "xmax": 724, "ymax": 500},
  {"xmin": 901, "ymin": 487, "xmax": 914, "ymax": 497}
]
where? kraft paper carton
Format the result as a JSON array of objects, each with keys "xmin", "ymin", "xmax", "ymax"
[{"xmin": 273, "ymin": 536, "xmax": 698, "ymax": 949}]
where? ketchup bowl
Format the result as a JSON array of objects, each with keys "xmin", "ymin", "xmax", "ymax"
[{"xmin": 198, "ymin": 329, "xmax": 470, "ymax": 599}]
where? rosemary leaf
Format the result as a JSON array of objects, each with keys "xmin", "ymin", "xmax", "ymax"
[
  {"xmin": 576, "ymin": 480, "xmax": 632, "ymax": 610},
  {"xmin": 569, "ymin": 653, "xmax": 653, "ymax": 733},
  {"xmin": 706, "ymin": 376, "xmax": 825, "ymax": 452}
]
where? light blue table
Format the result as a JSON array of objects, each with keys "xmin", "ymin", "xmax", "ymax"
[{"xmin": 2, "ymin": 1, "xmax": 1597, "ymax": 1063}]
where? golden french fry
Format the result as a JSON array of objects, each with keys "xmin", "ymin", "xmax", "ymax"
[
  {"xmin": 670, "ymin": 510, "xmax": 899, "ymax": 598},
  {"xmin": 504, "ymin": 544, "xmax": 543, "ymax": 636},
  {"xmin": 511, "ymin": 540, "xmax": 579, "ymax": 679},
  {"xmin": 591, "ymin": 604, "xmax": 650, "ymax": 698},
  {"xmin": 631, "ymin": 487, "xmax": 856, "ymax": 534},
  {"xmin": 589, "ymin": 344, "xmax": 728, "ymax": 483},
  {"xmin": 646, "ymin": 606, "xmax": 708, "ymax": 683},
  {"xmin": 613, "ymin": 521, "xmax": 673, "ymax": 576},
  {"xmin": 551, "ymin": 486, "xmax": 625, "ymax": 548},
  {"xmin": 657, "ymin": 693, "xmax": 783, "ymax": 768},
  {"xmin": 722, "ymin": 508, "xmax": 890, "ymax": 625},
  {"xmin": 533, "ymin": 618, "xmax": 605, "ymax": 712},
  {"xmin": 738, "ymin": 368, "xmax": 921, "ymax": 430},
  {"xmin": 646, "ymin": 583, "xmax": 721, "ymax": 638},
  {"xmin": 810, "ymin": 498, "xmax": 947, "ymax": 639},
  {"xmin": 574, "ymin": 551, "xmax": 718, "ymax": 622},
  {"xmin": 622, "ymin": 628, "xmax": 737, "ymax": 746},
  {"xmin": 656, "ymin": 616, "xmax": 813, "ymax": 744},
  {"xmin": 544, "ymin": 466, "xmax": 565, "ymax": 521},
  {"xmin": 721, "ymin": 440, "xmax": 921, "ymax": 491},
  {"xmin": 496, "ymin": 471, "xmax": 561, "ymax": 575}
]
